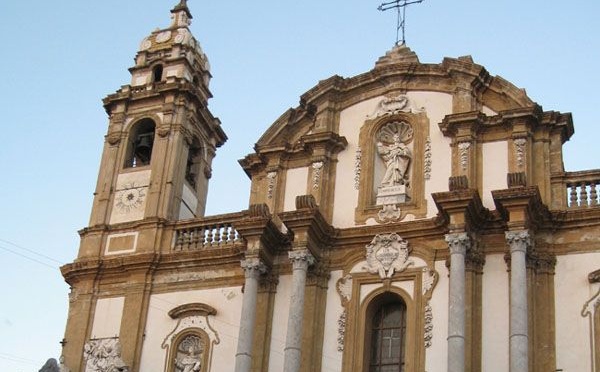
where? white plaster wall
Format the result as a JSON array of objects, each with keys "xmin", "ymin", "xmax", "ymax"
[
  {"xmin": 283, "ymin": 167, "xmax": 308, "ymax": 212},
  {"xmin": 321, "ymin": 270, "xmax": 344, "ymax": 372},
  {"xmin": 91, "ymin": 297, "xmax": 125, "ymax": 339},
  {"xmin": 138, "ymin": 287, "xmax": 243, "ymax": 372},
  {"xmin": 268, "ymin": 274, "xmax": 292, "ymax": 372},
  {"xmin": 555, "ymin": 252, "xmax": 600, "ymax": 372},
  {"xmin": 481, "ymin": 141, "xmax": 508, "ymax": 209},
  {"xmin": 425, "ymin": 260, "xmax": 449, "ymax": 372},
  {"xmin": 481, "ymin": 254, "xmax": 509, "ymax": 371},
  {"xmin": 332, "ymin": 92, "xmax": 454, "ymax": 228},
  {"xmin": 110, "ymin": 170, "xmax": 151, "ymax": 224}
]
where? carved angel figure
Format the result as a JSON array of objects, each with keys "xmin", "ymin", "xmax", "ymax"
[{"xmin": 377, "ymin": 134, "xmax": 411, "ymax": 187}]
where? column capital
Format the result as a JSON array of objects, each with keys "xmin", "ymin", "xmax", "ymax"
[
  {"xmin": 288, "ymin": 249, "xmax": 315, "ymax": 270},
  {"xmin": 445, "ymin": 232, "xmax": 470, "ymax": 256},
  {"xmin": 240, "ymin": 258, "xmax": 267, "ymax": 279},
  {"xmin": 505, "ymin": 229, "xmax": 532, "ymax": 254}
]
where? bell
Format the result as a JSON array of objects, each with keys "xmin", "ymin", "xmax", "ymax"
[{"xmin": 134, "ymin": 133, "xmax": 153, "ymax": 164}]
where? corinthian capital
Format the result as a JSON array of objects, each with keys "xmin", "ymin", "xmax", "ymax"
[
  {"xmin": 505, "ymin": 230, "xmax": 532, "ymax": 254},
  {"xmin": 240, "ymin": 258, "xmax": 267, "ymax": 279},
  {"xmin": 288, "ymin": 250, "xmax": 316, "ymax": 270},
  {"xmin": 445, "ymin": 232, "xmax": 470, "ymax": 256}
]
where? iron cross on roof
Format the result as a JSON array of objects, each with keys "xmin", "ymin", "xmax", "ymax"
[{"xmin": 378, "ymin": 0, "xmax": 424, "ymax": 46}]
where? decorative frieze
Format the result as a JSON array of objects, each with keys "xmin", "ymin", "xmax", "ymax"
[
  {"xmin": 312, "ymin": 162, "xmax": 324, "ymax": 190},
  {"xmin": 458, "ymin": 141, "xmax": 471, "ymax": 171},
  {"xmin": 266, "ymin": 171, "xmax": 277, "ymax": 199},
  {"xmin": 424, "ymin": 302, "xmax": 433, "ymax": 348},
  {"xmin": 365, "ymin": 233, "xmax": 414, "ymax": 279},
  {"xmin": 514, "ymin": 138, "xmax": 527, "ymax": 168},
  {"xmin": 83, "ymin": 338, "xmax": 128, "ymax": 372},
  {"xmin": 424, "ymin": 137, "xmax": 432, "ymax": 180},
  {"xmin": 354, "ymin": 148, "xmax": 362, "ymax": 190}
]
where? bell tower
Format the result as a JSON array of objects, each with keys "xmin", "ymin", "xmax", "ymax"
[{"xmin": 88, "ymin": 0, "xmax": 226, "ymax": 231}]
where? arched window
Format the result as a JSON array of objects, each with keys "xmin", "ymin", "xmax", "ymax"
[
  {"xmin": 125, "ymin": 119, "xmax": 155, "ymax": 168},
  {"xmin": 152, "ymin": 64, "xmax": 164, "ymax": 82},
  {"xmin": 365, "ymin": 293, "xmax": 407, "ymax": 372}
]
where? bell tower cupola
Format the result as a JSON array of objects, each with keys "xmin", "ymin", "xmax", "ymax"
[{"xmin": 88, "ymin": 0, "xmax": 226, "ymax": 230}]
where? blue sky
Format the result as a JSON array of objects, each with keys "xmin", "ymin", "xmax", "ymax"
[{"xmin": 0, "ymin": 1, "xmax": 598, "ymax": 370}]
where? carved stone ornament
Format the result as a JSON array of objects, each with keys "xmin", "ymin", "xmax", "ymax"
[
  {"xmin": 336, "ymin": 274, "xmax": 353, "ymax": 305},
  {"xmin": 288, "ymin": 250, "xmax": 316, "ymax": 269},
  {"xmin": 156, "ymin": 30, "xmax": 172, "ymax": 43},
  {"xmin": 83, "ymin": 338, "xmax": 129, "ymax": 372},
  {"xmin": 505, "ymin": 230, "xmax": 532, "ymax": 254},
  {"xmin": 337, "ymin": 310, "xmax": 347, "ymax": 352},
  {"xmin": 354, "ymin": 147, "xmax": 362, "ymax": 190},
  {"xmin": 106, "ymin": 132, "xmax": 121, "ymax": 146},
  {"xmin": 367, "ymin": 94, "xmax": 425, "ymax": 119},
  {"xmin": 114, "ymin": 183, "xmax": 146, "ymax": 214},
  {"xmin": 378, "ymin": 204, "xmax": 402, "ymax": 223},
  {"xmin": 140, "ymin": 37, "xmax": 152, "ymax": 51},
  {"xmin": 458, "ymin": 141, "xmax": 471, "ymax": 171},
  {"xmin": 514, "ymin": 138, "xmax": 527, "ymax": 168},
  {"xmin": 161, "ymin": 309, "xmax": 220, "ymax": 372},
  {"xmin": 424, "ymin": 302, "xmax": 433, "ymax": 348},
  {"xmin": 581, "ymin": 284, "xmax": 600, "ymax": 366},
  {"xmin": 240, "ymin": 258, "xmax": 267, "ymax": 279},
  {"xmin": 157, "ymin": 126, "xmax": 171, "ymax": 138},
  {"xmin": 266, "ymin": 171, "xmax": 277, "ymax": 199},
  {"xmin": 312, "ymin": 161, "xmax": 324, "ymax": 190},
  {"xmin": 424, "ymin": 137, "xmax": 432, "ymax": 180},
  {"xmin": 365, "ymin": 233, "xmax": 414, "ymax": 279},
  {"xmin": 421, "ymin": 267, "xmax": 437, "ymax": 295}
]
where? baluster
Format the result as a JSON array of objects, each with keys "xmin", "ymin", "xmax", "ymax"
[
  {"xmin": 568, "ymin": 183, "xmax": 578, "ymax": 208},
  {"xmin": 191, "ymin": 228, "xmax": 200, "ymax": 249},
  {"xmin": 580, "ymin": 182, "xmax": 589, "ymax": 207},
  {"xmin": 218, "ymin": 225, "xmax": 225, "ymax": 244},
  {"xmin": 175, "ymin": 230, "xmax": 184, "ymax": 250},
  {"xmin": 202, "ymin": 227, "xmax": 209, "ymax": 246},
  {"xmin": 226, "ymin": 225, "xmax": 232, "ymax": 243},
  {"xmin": 210, "ymin": 226, "xmax": 217, "ymax": 246},
  {"xmin": 591, "ymin": 183, "xmax": 599, "ymax": 206},
  {"xmin": 183, "ymin": 230, "xmax": 191, "ymax": 250}
]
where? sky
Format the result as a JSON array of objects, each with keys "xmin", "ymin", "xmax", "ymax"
[{"xmin": 0, "ymin": 0, "xmax": 598, "ymax": 370}]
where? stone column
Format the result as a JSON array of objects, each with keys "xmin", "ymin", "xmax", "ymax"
[
  {"xmin": 235, "ymin": 258, "xmax": 267, "ymax": 372},
  {"xmin": 283, "ymin": 250, "xmax": 315, "ymax": 372},
  {"xmin": 446, "ymin": 232, "xmax": 470, "ymax": 372},
  {"xmin": 505, "ymin": 230, "xmax": 531, "ymax": 372}
]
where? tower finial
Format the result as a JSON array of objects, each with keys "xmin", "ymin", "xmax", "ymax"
[
  {"xmin": 171, "ymin": 0, "xmax": 193, "ymax": 27},
  {"xmin": 378, "ymin": 0, "xmax": 424, "ymax": 46}
]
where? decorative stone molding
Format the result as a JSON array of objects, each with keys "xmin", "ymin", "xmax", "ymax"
[
  {"xmin": 337, "ymin": 311, "xmax": 347, "ymax": 352},
  {"xmin": 312, "ymin": 161, "xmax": 324, "ymax": 189},
  {"xmin": 505, "ymin": 230, "xmax": 531, "ymax": 254},
  {"xmin": 240, "ymin": 258, "xmax": 267, "ymax": 279},
  {"xmin": 526, "ymin": 250, "xmax": 556, "ymax": 274},
  {"xmin": 458, "ymin": 141, "xmax": 471, "ymax": 171},
  {"xmin": 424, "ymin": 302, "xmax": 433, "ymax": 348},
  {"xmin": 288, "ymin": 250, "xmax": 316, "ymax": 269},
  {"xmin": 354, "ymin": 148, "xmax": 362, "ymax": 190},
  {"xmin": 514, "ymin": 138, "xmax": 527, "ymax": 168},
  {"xmin": 448, "ymin": 175, "xmax": 469, "ymax": 191},
  {"xmin": 295, "ymin": 194, "xmax": 317, "ymax": 209},
  {"xmin": 377, "ymin": 204, "xmax": 401, "ymax": 223},
  {"xmin": 581, "ymin": 285, "xmax": 600, "ymax": 372},
  {"xmin": 421, "ymin": 267, "xmax": 437, "ymax": 295},
  {"xmin": 424, "ymin": 137, "xmax": 432, "ymax": 180},
  {"xmin": 157, "ymin": 126, "xmax": 171, "ymax": 138},
  {"xmin": 106, "ymin": 132, "xmax": 121, "ymax": 145},
  {"xmin": 83, "ymin": 338, "xmax": 129, "ymax": 372},
  {"xmin": 168, "ymin": 303, "xmax": 217, "ymax": 319},
  {"xmin": 507, "ymin": 172, "xmax": 527, "ymax": 188},
  {"xmin": 445, "ymin": 232, "xmax": 470, "ymax": 256},
  {"xmin": 336, "ymin": 274, "xmax": 353, "ymax": 305},
  {"xmin": 365, "ymin": 233, "xmax": 414, "ymax": 279},
  {"xmin": 266, "ymin": 171, "xmax": 277, "ymax": 199},
  {"xmin": 367, "ymin": 94, "xmax": 425, "ymax": 119}
]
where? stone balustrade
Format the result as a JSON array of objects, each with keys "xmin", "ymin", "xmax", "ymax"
[
  {"xmin": 172, "ymin": 212, "xmax": 245, "ymax": 251},
  {"xmin": 564, "ymin": 170, "xmax": 600, "ymax": 208}
]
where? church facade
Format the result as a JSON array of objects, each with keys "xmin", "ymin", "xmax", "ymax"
[{"xmin": 60, "ymin": 2, "xmax": 600, "ymax": 372}]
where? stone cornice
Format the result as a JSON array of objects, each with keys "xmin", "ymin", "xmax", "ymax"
[
  {"xmin": 168, "ymin": 303, "xmax": 217, "ymax": 319},
  {"xmin": 432, "ymin": 187, "xmax": 492, "ymax": 232},
  {"xmin": 278, "ymin": 195, "xmax": 336, "ymax": 260},
  {"xmin": 492, "ymin": 185, "xmax": 552, "ymax": 231}
]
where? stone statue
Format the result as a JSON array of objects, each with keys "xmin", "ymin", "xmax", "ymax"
[
  {"xmin": 377, "ymin": 133, "xmax": 411, "ymax": 187},
  {"xmin": 39, "ymin": 358, "xmax": 59, "ymax": 372},
  {"xmin": 175, "ymin": 346, "xmax": 202, "ymax": 372},
  {"xmin": 83, "ymin": 338, "xmax": 129, "ymax": 372}
]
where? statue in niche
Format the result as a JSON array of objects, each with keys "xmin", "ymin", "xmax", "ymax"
[
  {"xmin": 377, "ymin": 133, "xmax": 412, "ymax": 187},
  {"xmin": 376, "ymin": 121, "xmax": 413, "ymax": 188},
  {"xmin": 174, "ymin": 335, "xmax": 203, "ymax": 372}
]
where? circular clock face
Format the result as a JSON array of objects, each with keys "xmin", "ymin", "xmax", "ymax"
[{"xmin": 115, "ymin": 186, "xmax": 145, "ymax": 213}]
